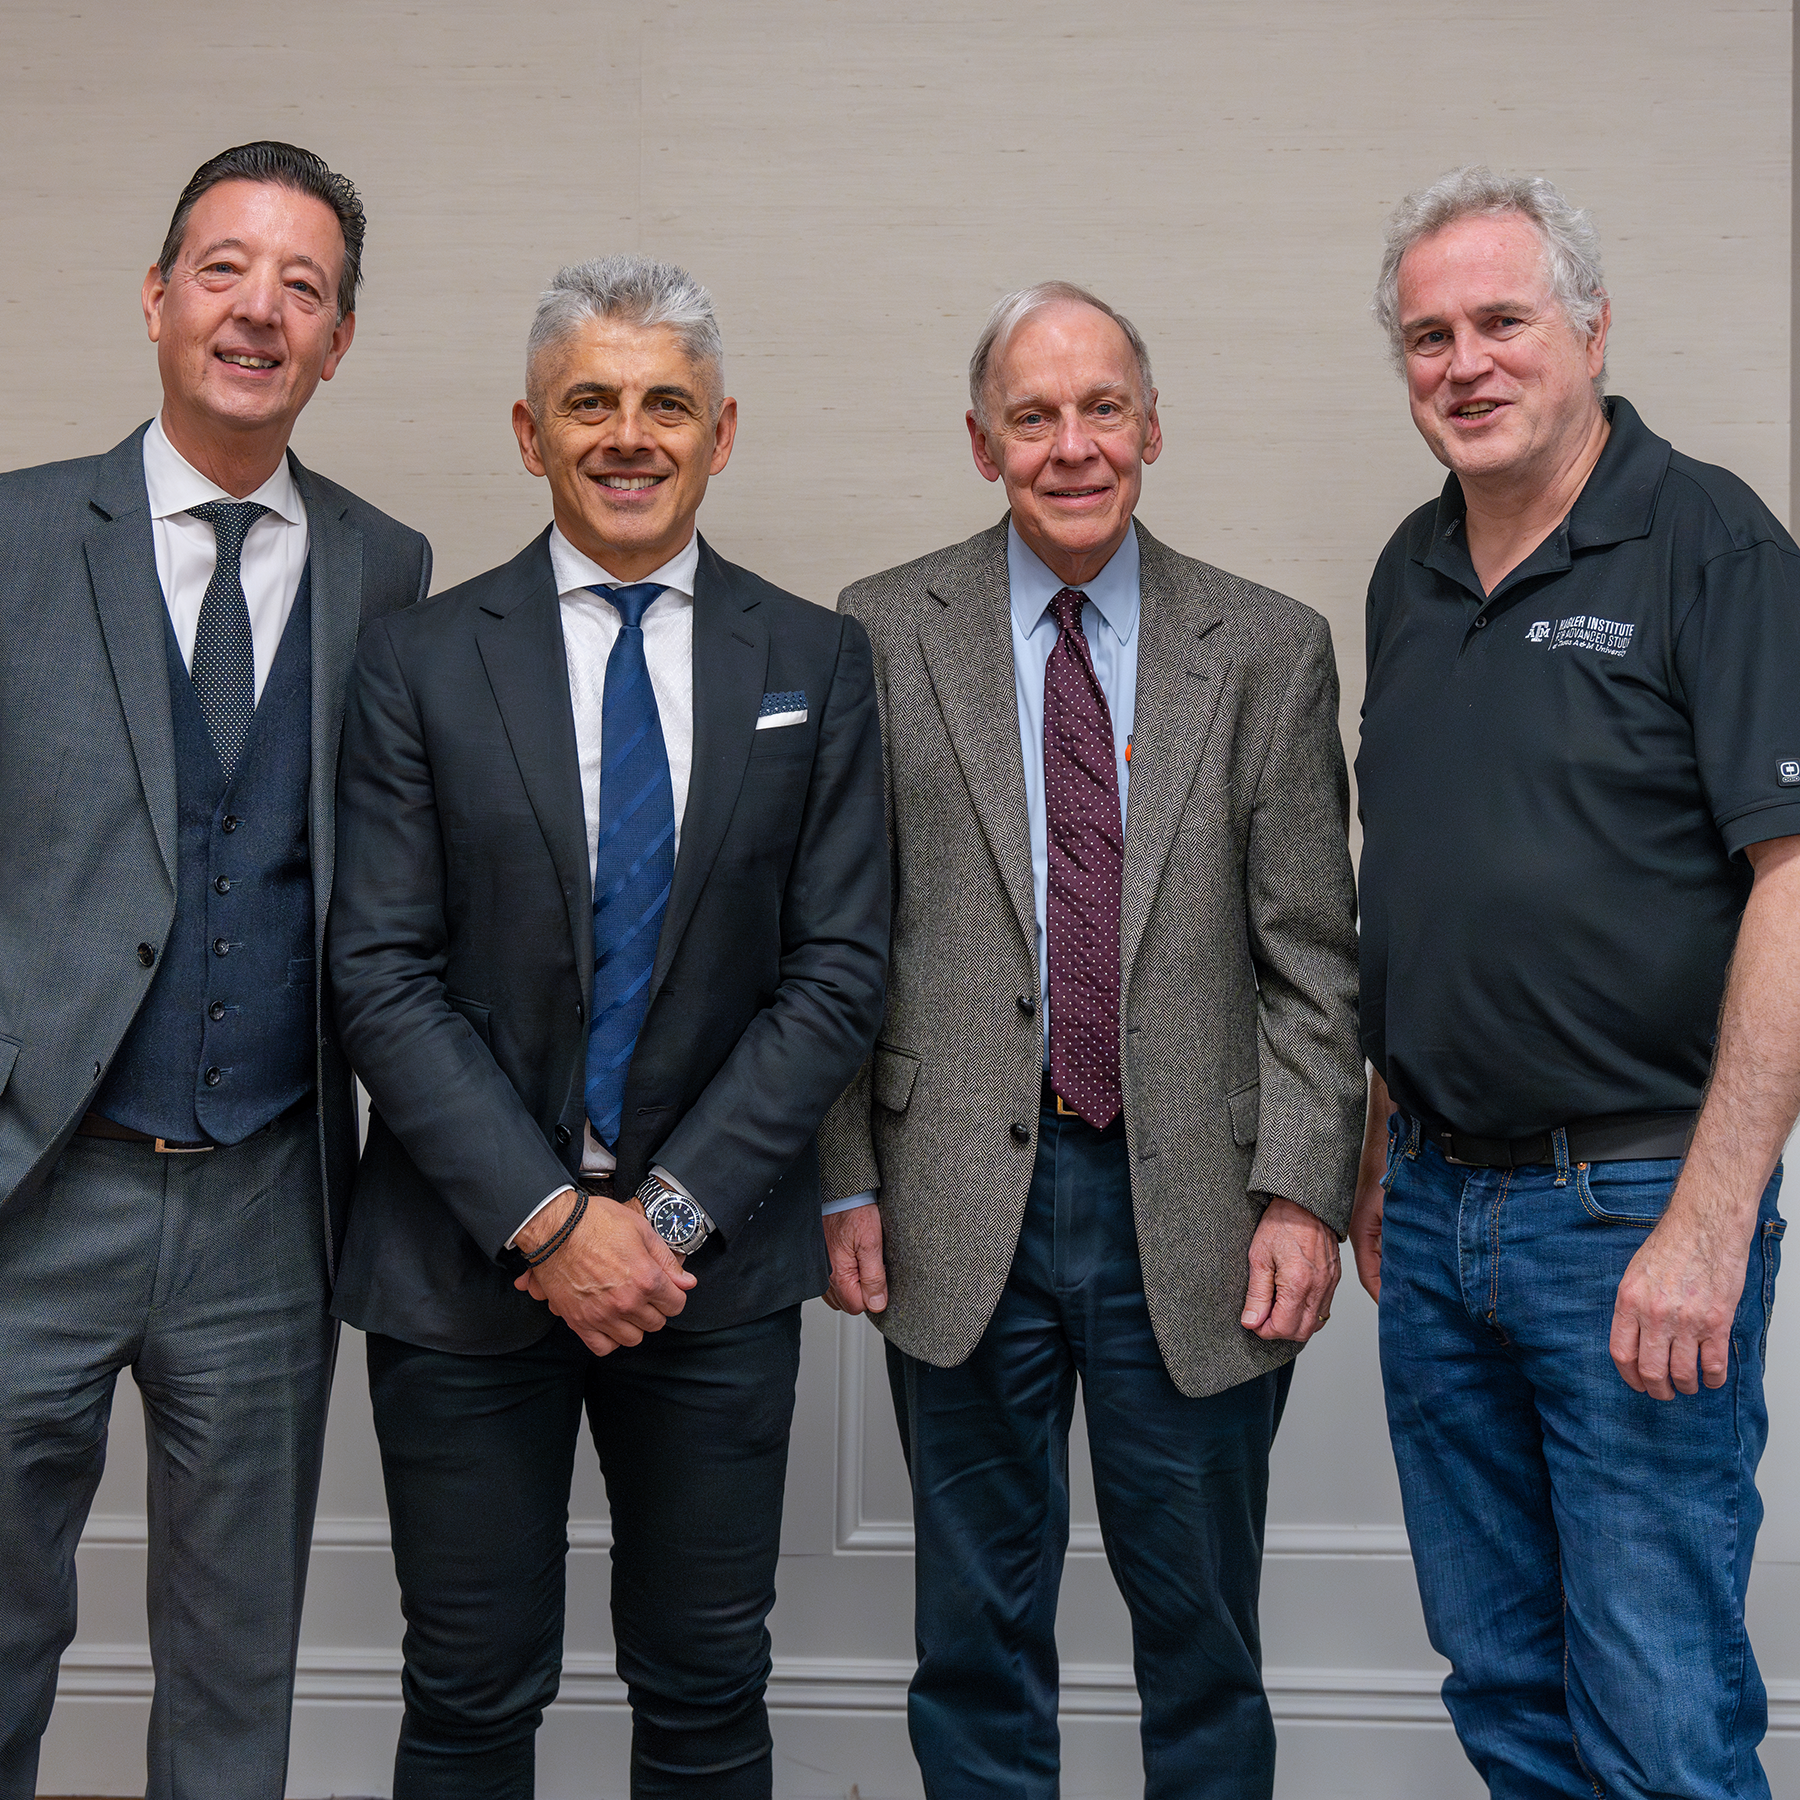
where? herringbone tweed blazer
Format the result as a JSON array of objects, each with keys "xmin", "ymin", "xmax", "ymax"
[{"xmin": 818, "ymin": 516, "xmax": 1363, "ymax": 1399}]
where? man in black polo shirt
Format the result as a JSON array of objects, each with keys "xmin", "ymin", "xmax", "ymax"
[{"xmin": 1350, "ymin": 166, "xmax": 1798, "ymax": 1800}]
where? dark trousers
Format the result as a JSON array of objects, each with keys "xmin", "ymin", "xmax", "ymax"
[
  {"xmin": 368, "ymin": 1303, "xmax": 802, "ymax": 1800},
  {"xmin": 887, "ymin": 1100, "xmax": 1291, "ymax": 1800},
  {"xmin": 0, "ymin": 1113, "xmax": 334, "ymax": 1800}
]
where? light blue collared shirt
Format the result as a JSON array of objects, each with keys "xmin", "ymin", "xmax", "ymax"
[
  {"xmin": 822, "ymin": 519, "xmax": 1140, "ymax": 1217},
  {"xmin": 1008, "ymin": 518, "xmax": 1140, "ymax": 1052}
]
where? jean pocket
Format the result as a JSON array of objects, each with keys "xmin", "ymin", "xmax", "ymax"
[
  {"xmin": 1573, "ymin": 1157, "xmax": 1682, "ymax": 1226},
  {"xmin": 1380, "ymin": 1112, "xmax": 1404, "ymax": 1190},
  {"xmin": 1760, "ymin": 1216, "xmax": 1786, "ymax": 1365}
]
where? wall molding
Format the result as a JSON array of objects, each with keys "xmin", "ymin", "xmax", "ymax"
[{"xmin": 53, "ymin": 1643, "xmax": 1800, "ymax": 1735}]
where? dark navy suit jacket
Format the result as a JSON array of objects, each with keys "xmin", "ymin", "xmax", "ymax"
[{"xmin": 327, "ymin": 529, "xmax": 889, "ymax": 1351}]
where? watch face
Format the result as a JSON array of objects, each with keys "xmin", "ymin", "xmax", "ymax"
[{"xmin": 652, "ymin": 1194, "xmax": 702, "ymax": 1249}]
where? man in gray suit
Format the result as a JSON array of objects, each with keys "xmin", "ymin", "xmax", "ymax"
[
  {"xmin": 818, "ymin": 282, "xmax": 1364, "ymax": 1799},
  {"xmin": 0, "ymin": 143, "xmax": 430, "ymax": 1800}
]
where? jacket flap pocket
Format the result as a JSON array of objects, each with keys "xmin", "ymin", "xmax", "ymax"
[
  {"xmin": 873, "ymin": 1045, "xmax": 920, "ymax": 1114},
  {"xmin": 0, "ymin": 1035, "xmax": 18, "ymax": 1100},
  {"xmin": 1227, "ymin": 1081, "xmax": 1260, "ymax": 1148},
  {"xmin": 447, "ymin": 994, "xmax": 492, "ymax": 1045}
]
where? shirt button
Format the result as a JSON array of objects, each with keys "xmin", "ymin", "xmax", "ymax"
[
  {"xmin": 204, "ymin": 1066, "xmax": 222, "ymax": 1087},
  {"xmin": 137, "ymin": 943, "xmax": 157, "ymax": 967},
  {"xmin": 221, "ymin": 816, "xmax": 240, "ymax": 834},
  {"xmin": 1010, "ymin": 1122, "xmax": 1030, "ymax": 1144},
  {"xmin": 209, "ymin": 1001, "xmax": 226, "ymax": 1022},
  {"xmin": 213, "ymin": 938, "xmax": 230, "ymax": 957},
  {"xmin": 214, "ymin": 876, "xmax": 232, "ymax": 895}
]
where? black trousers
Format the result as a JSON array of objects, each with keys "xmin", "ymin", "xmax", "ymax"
[
  {"xmin": 888, "ymin": 1101, "xmax": 1291, "ymax": 1800},
  {"xmin": 367, "ymin": 1305, "xmax": 802, "ymax": 1800}
]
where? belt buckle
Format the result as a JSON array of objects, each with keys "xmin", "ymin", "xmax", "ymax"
[
  {"xmin": 154, "ymin": 1138, "xmax": 214, "ymax": 1155},
  {"xmin": 1054, "ymin": 1093, "xmax": 1078, "ymax": 1117}
]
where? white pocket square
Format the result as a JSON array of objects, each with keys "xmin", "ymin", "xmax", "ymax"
[{"xmin": 755, "ymin": 709, "xmax": 807, "ymax": 730}]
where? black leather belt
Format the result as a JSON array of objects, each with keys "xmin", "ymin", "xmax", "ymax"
[{"xmin": 1421, "ymin": 1110, "xmax": 1696, "ymax": 1168}]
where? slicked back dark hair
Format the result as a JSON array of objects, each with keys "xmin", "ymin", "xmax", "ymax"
[{"xmin": 157, "ymin": 141, "xmax": 366, "ymax": 322}]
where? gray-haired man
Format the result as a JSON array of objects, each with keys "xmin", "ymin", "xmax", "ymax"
[
  {"xmin": 1350, "ymin": 167, "xmax": 1797, "ymax": 1798},
  {"xmin": 328, "ymin": 256, "xmax": 887, "ymax": 1798}
]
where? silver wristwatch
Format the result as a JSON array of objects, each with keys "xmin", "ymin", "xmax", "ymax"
[{"xmin": 636, "ymin": 1172, "xmax": 712, "ymax": 1255}]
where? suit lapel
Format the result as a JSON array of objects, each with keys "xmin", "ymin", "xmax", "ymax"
[
  {"xmin": 293, "ymin": 456, "xmax": 365, "ymax": 955},
  {"xmin": 474, "ymin": 534, "xmax": 595, "ymax": 987},
  {"xmin": 1120, "ymin": 522, "xmax": 1229, "ymax": 990},
  {"xmin": 651, "ymin": 536, "xmax": 767, "ymax": 996},
  {"xmin": 84, "ymin": 427, "xmax": 179, "ymax": 886},
  {"xmin": 918, "ymin": 523, "xmax": 1037, "ymax": 955}
]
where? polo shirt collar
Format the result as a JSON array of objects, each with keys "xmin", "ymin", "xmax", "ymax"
[
  {"xmin": 1007, "ymin": 516, "xmax": 1141, "ymax": 645},
  {"xmin": 1417, "ymin": 395, "xmax": 1672, "ymax": 598}
]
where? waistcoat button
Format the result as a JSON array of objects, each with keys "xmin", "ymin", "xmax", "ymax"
[
  {"xmin": 214, "ymin": 876, "xmax": 232, "ymax": 895},
  {"xmin": 1016, "ymin": 994, "xmax": 1036, "ymax": 1016},
  {"xmin": 221, "ymin": 816, "xmax": 240, "ymax": 834},
  {"xmin": 555, "ymin": 1124, "xmax": 572, "ymax": 1146},
  {"xmin": 204, "ymin": 1066, "xmax": 222, "ymax": 1087},
  {"xmin": 209, "ymin": 1001, "xmax": 226, "ymax": 1021},
  {"xmin": 213, "ymin": 938, "xmax": 230, "ymax": 957},
  {"xmin": 1010, "ymin": 1122, "xmax": 1030, "ymax": 1144}
]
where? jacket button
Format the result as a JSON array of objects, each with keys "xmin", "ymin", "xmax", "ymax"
[
  {"xmin": 1016, "ymin": 994, "xmax": 1036, "ymax": 1016},
  {"xmin": 137, "ymin": 943, "xmax": 156, "ymax": 967},
  {"xmin": 209, "ymin": 1001, "xmax": 226, "ymax": 1022},
  {"xmin": 213, "ymin": 938, "xmax": 230, "ymax": 957},
  {"xmin": 1010, "ymin": 1122, "xmax": 1030, "ymax": 1144},
  {"xmin": 214, "ymin": 876, "xmax": 232, "ymax": 895},
  {"xmin": 221, "ymin": 815, "xmax": 240, "ymax": 833},
  {"xmin": 555, "ymin": 1124, "xmax": 572, "ymax": 1146},
  {"xmin": 204, "ymin": 1066, "xmax": 222, "ymax": 1087}
]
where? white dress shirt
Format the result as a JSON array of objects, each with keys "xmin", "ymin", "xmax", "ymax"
[
  {"xmin": 141, "ymin": 415, "xmax": 310, "ymax": 700},
  {"xmin": 513, "ymin": 526, "xmax": 705, "ymax": 1242},
  {"xmin": 821, "ymin": 520, "xmax": 1142, "ymax": 1218}
]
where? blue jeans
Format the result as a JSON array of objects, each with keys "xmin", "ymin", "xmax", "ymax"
[
  {"xmin": 888, "ymin": 1099, "xmax": 1290, "ymax": 1800},
  {"xmin": 1379, "ymin": 1117, "xmax": 1785, "ymax": 1799}
]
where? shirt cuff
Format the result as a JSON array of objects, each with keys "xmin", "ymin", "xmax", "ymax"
[
  {"xmin": 822, "ymin": 1190, "xmax": 877, "ymax": 1217},
  {"xmin": 508, "ymin": 1185, "xmax": 576, "ymax": 1249}
]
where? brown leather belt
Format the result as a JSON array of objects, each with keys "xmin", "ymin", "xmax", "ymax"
[
  {"xmin": 1422, "ymin": 1110, "xmax": 1696, "ymax": 1169},
  {"xmin": 77, "ymin": 1112, "xmax": 213, "ymax": 1154}
]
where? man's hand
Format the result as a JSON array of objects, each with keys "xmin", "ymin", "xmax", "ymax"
[
  {"xmin": 1610, "ymin": 1203, "xmax": 1752, "ymax": 1399},
  {"xmin": 1349, "ymin": 1069, "xmax": 1398, "ymax": 1301},
  {"xmin": 822, "ymin": 1202, "xmax": 888, "ymax": 1315},
  {"xmin": 1610, "ymin": 834, "xmax": 1800, "ymax": 1398},
  {"xmin": 512, "ymin": 1190, "xmax": 695, "ymax": 1356},
  {"xmin": 1241, "ymin": 1196, "xmax": 1341, "ymax": 1342}
]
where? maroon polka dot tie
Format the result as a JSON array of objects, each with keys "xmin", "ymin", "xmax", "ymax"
[{"xmin": 1044, "ymin": 586, "xmax": 1123, "ymax": 1129}]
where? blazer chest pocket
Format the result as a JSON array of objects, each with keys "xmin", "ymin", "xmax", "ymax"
[
  {"xmin": 873, "ymin": 1045, "xmax": 920, "ymax": 1114},
  {"xmin": 1227, "ymin": 1080, "xmax": 1260, "ymax": 1148}
]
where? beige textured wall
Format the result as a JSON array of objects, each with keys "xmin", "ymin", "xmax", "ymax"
[{"xmin": 7, "ymin": 4, "xmax": 1794, "ymax": 1795}]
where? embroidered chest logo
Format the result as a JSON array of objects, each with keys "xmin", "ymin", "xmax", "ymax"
[{"xmin": 1526, "ymin": 615, "xmax": 1635, "ymax": 658}]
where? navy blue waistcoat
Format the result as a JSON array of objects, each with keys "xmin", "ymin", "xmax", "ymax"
[{"xmin": 99, "ymin": 569, "xmax": 316, "ymax": 1143}]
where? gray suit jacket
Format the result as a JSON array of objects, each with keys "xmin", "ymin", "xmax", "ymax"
[
  {"xmin": 0, "ymin": 424, "xmax": 432, "ymax": 1272},
  {"xmin": 818, "ymin": 517, "xmax": 1363, "ymax": 1398}
]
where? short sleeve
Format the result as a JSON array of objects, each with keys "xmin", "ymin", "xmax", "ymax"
[{"xmin": 1677, "ymin": 538, "xmax": 1800, "ymax": 856}]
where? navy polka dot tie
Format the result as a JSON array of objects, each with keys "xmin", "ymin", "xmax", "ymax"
[
  {"xmin": 1044, "ymin": 586, "xmax": 1123, "ymax": 1129},
  {"xmin": 186, "ymin": 501, "xmax": 266, "ymax": 779}
]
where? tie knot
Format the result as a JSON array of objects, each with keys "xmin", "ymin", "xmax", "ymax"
[
  {"xmin": 603, "ymin": 581, "xmax": 667, "ymax": 629},
  {"xmin": 186, "ymin": 500, "xmax": 268, "ymax": 555},
  {"xmin": 1051, "ymin": 586, "xmax": 1088, "ymax": 637}
]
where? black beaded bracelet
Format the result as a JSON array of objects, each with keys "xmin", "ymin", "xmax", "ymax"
[{"xmin": 521, "ymin": 1187, "xmax": 589, "ymax": 1268}]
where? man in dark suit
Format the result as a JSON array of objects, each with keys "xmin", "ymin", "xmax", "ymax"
[
  {"xmin": 328, "ymin": 255, "xmax": 888, "ymax": 1800},
  {"xmin": 0, "ymin": 143, "xmax": 431, "ymax": 1800},
  {"xmin": 818, "ymin": 283, "xmax": 1365, "ymax": 1799}
]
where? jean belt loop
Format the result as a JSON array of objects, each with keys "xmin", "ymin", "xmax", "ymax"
[
  {"xmin": 1405, "ymin": 1113, "xmax": 1421, "ymax": 1158},
  {"xmin": 1552, "ymin": 1125, "xmax": 1570, "ymax": 1186}
]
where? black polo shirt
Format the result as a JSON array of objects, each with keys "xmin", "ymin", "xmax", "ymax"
[{"xmin": 1357, "ymin": 396, "xmax": 1800, "ymax": 1138}]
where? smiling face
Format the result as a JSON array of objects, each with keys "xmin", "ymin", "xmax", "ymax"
[
  {"xmin": 967, "ymin": 302, "xmax": 1161, "ymax": 588},
  {"xmin": 142, "ymin": 179, "xmax": 354, "ymax": 476},
  {"xmin": 512, "ymin": 317, "xmax": 736, "ymax": 581},
  {"xmin": 1397, "ymin": 211, "xmax": 1608, "ymax": 494}
]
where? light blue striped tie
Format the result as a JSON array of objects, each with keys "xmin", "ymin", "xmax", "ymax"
[{"xmin": 585, "ymin": 583, "xmax": 675, "ymax": 1148}]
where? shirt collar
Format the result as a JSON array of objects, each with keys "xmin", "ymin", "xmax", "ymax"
[
  {"xmin": 142, "ymin": 413, "xmax": 305, "ymax": 526},
  {"xmin": 1006, "ymin": 517, "xmax": 1141, "ymax": 644},
  {"xmin": 549, "ymin": 525, "xmax": 700, "ymax": 601}
]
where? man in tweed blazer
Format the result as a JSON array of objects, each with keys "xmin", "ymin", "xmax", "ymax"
[{"xmin": 817, "ymin": 282, "xmax": 1364, "ymax": 1799}]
